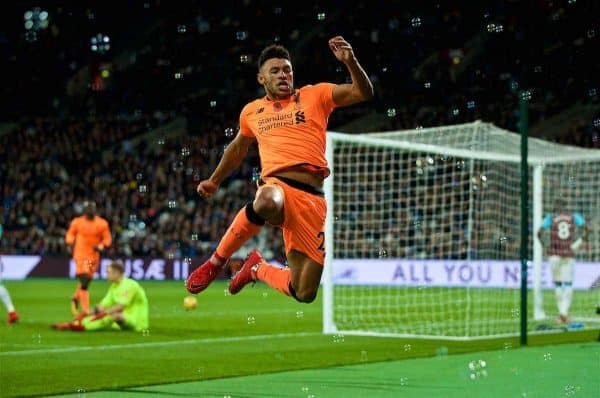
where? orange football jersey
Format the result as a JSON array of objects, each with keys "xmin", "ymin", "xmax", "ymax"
[
  {"xmin": 65, "ymin": 215, "xmax": 112, "ymax": 261},
  {"xmin": 239, "ymin": 83, "xmax": 337, "ymax": 178}
]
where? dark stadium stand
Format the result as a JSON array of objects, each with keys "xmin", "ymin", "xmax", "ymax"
[{"xmin": 1, "ymin": 0, "xmax": 598, "ymax": 257}]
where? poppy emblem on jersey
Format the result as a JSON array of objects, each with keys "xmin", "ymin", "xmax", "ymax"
[{"xmin": 273, "ymin": 102, "xmax": 283, "ymax": 112}]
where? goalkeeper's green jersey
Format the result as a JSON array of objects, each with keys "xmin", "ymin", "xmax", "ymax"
[{"xmin": 100, "ymin": 277, "xmax": 149, "ymax": 331}]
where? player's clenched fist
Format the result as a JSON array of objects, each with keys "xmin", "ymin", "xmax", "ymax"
[{"xmin": 197, "ymin": 179, "xmax": 219, "ymax": 198}]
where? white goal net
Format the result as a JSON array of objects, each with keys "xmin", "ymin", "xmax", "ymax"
[{"xmin": 322, "ymin": 121, "xmax": 600, "ymax": 339}]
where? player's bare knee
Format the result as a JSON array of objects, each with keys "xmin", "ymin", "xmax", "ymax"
[{"xmin": 254, "ymin": 188, "xmax": 283, "ymax": 218}]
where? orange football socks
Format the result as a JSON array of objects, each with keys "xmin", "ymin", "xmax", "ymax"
[
  {"xmin": 256, "ymin": 263, "xmax": 291, "ymax": 296},
  {"xmin": 214, "ymin": 204, "xmax": 264, "ymax": 263}
]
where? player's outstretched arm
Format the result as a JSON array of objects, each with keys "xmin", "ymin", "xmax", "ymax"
[
  {"xmin": 197, "ymin": 132, "xmax": 255, "ymax": 198},
  {"xmin": 329, "ymin": 36, "xmax": 374, "ymax": 107}
]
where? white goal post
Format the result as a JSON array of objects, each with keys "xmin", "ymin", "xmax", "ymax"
[{"xmin": 322, "ymin": 121, "xmax": 600, "ymax": 339}]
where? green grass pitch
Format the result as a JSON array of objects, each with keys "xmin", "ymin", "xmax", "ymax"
[{"xmin": 0, "ymin": 279, "xmax": 598, "ymax": 397}]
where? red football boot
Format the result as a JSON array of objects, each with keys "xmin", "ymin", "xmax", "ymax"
[
  {"xmin": 186, "ymin": 259, "xmax": 223, "ymax": 294},
  {"xmin": 228, "ymin": 250, "xmax": 262, "ymax": 294},
  {"xmin": 7, "ymin": 311, "xmax": 19, "ymax": 324}
]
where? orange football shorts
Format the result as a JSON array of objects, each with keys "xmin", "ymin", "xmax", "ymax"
[
  {"xmin": 74, "ymin": 257, "xmax": 100, "ymax": 277},
  {"xmin": 259, "ymin": 176, "xmax": 327, "ymax": 265}
]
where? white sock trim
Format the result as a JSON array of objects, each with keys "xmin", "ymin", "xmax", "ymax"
[{"xmin": 0, "ymin": 285, "xmax": 15, "ymax": 312}]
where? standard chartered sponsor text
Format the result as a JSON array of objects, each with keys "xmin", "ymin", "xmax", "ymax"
[
  {"xmin": 257, "ymin": 112, "xmax": 293, "ymax": 125},
  {"xmin": 258, "ymin": 113, "xmax": 295, "ymax": 133}
]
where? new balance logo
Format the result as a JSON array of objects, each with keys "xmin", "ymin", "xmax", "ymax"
[{"xmin": 295, "ymin": 111, "xmax": 306, "ymax": 124}]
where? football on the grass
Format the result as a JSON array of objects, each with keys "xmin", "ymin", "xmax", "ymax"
[{"xmin": 183, "ymin": 296, "xmax": 198, "ymax": 310}]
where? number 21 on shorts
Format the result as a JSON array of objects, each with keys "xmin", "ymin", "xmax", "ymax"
[{"xmin": 317, "ymin": 232, "xmax": 325, "ymax": 252}]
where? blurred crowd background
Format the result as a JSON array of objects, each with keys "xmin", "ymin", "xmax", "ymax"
[{"xmin": 1, "ymin": 0, "xmax": 598, "ymax": 261}]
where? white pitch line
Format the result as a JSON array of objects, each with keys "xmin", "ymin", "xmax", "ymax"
[
  {"xmin": 1, "ymin": 343, "xmax": 69, "ymax": 349},
  {"xmin": 0, "ymin": 331, "xmax": 322, "ymax": 357},
  {"xmin": 151, "ymin": 308, "xmax": 306, "ymax": 317}
]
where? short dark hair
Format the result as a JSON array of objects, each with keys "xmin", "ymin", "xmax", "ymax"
[
  {"xmin": 109, "ymin": 260, "xmax": 125, "ymax": 274},
  {"xmin": 258, "ymin": 44, "xmax": 291, "ymax": 71}
]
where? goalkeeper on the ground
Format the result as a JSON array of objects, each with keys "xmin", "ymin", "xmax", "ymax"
[{"xmin": 52, "ymin": 261, "xmax": 149, "ymax": 332}]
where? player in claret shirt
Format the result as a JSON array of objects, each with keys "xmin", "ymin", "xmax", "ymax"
[
  {"xmin": 186, "ymin": 36, "xmax": 373, "ymax": 304},
  {"xmin": 537, "ymin": 198, "xmax": 588, "ymax": 324}
]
